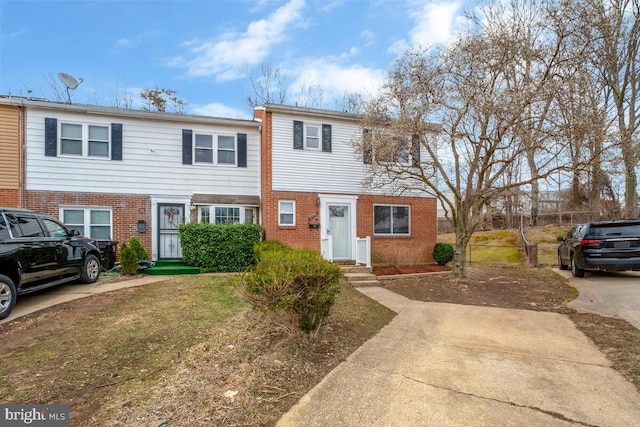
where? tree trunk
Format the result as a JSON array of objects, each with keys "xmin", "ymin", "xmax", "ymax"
[{"xmin": 624, "ymin": 165, "xmax": 638, "ymax": 219}]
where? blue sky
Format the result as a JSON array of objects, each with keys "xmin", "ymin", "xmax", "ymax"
[{"xmin": 0, "ymin": 0, "xmax": 467, "ymax": 119}]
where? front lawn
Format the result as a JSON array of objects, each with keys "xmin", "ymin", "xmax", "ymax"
[{"xmin": 0, "ymin": 275, "xmax": 395, "ymax": 426}]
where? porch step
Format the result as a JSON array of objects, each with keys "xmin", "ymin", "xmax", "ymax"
[
  {"xmin": 343, "ymin": 272, "xmax": 380, "ymax": 287},
  {"xmin": 339, "ymin": 265, "xmax": 373, "ymax": 274},
  {"xmin": 144, "ymin": 260, "xmax": 200, "ymax": 276}
]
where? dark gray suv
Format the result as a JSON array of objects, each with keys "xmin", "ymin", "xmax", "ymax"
[
  {"xmin": 558, "ymin": 220, "xmax": 640, "ymax": 277},
  {"xmin": 0, "ymin": 207, "xmax": 102, "ymax": 320}
]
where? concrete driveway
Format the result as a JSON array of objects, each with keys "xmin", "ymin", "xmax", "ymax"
[
  {"xmin": 554, "ymin": 269, "xmax": 640, "ymax": 329},
  {"xmin": 279, "ymin": 289, "xmax": 640, "ymax": 426},
  {"xmin": 0, "ymin": 276, "xmax": 167, "ymax": 325}
]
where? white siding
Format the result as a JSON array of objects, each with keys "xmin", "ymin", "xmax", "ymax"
[
  {"xmin": 271, "ymin": 113, "xmax": 367, "ymax": 194},
  {"xmin": 26, "ymin": 108, "xmax": 260, "ymax": 197}
]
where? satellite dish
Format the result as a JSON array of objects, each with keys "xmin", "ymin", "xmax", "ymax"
[{"xmin": 57, "ymin": 72, "xmax": 83, "ymax": 104}]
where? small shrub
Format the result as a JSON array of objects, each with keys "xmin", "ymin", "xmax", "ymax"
[
  {"xmin": 128, "ymin": 237, "xmax": 149, "ymax": 260},
  {"xmin": 119, "ymin": 244, "xmax": 139, "ymax": 275},
  {"xmin": 244, "ymin": 247, "xmax": 343, "ymax": 335},
  {"xmin": 433, "ymin": 243, "xmax": 454, "ymax": 266}
]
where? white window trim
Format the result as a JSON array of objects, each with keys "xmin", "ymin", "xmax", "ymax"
[
  {"xmin": 59, "ymin": 205, "xmax": 113, "ymax": 239},
  {"xmin": 373, "ymin": 203, "xmax": 411, "ymax": 236},
  {"xmin": 193, "ymin": 132, "xmax": 237, "ymax": 166},
  {"xmin": 59, "ymin": 122, "xmax": 111, "ymax": 159},
  {"xmin": 304, "ymin": 123, "xmax": 321, "ymax": 150},
  {"xmin": 197, "ymin": 205, "xmax": 257, "ymax": 224},
  {"xmin": 278, "ymin": 200, "xmax": 296, "ymax": 226}
]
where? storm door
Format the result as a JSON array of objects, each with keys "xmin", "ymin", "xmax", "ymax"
[
  {"xmin": 158, "ymin": 204, "xmax": 184, "ymax": 259},
  {"xmin": 328, "ymin": 204, "xmax": 351, "ymax": 259}
]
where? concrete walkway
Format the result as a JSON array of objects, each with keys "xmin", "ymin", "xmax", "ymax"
[{"xmin": 278, "ymin": 287, "xmax": 640, "ymax": 427}]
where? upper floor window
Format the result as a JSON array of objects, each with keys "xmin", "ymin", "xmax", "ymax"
[
  {"xmin": 61, "ymin": 207, "xmax": 112, "ymax": 239},
  {"xmin": 195, "ymin": 134, "xmax": 214, "ymax": 163},
  {"xmin": 373, "ymin": 204, "xmax": 410, "ymax": 236},
  {"xmin": 60, "ymin": 123, "xmax": 110, "ymax": 158},
  {"xmin": 194, "ymin": 133, "xmax": 236, "ymax": 166},
  {"xmin": 305, "ymin": 124, "xmax": 320, "ymax": 150},
  {"xmin": 363, "ymin": 130, "xmax": 420, "ymax": 166},
  {"xmin": 45, "ymin": 118, "xmax": 122, "ymax": 161},
  {"xmin": 293, "ymin": 120, "xmax": 331, "ymax": 152}
]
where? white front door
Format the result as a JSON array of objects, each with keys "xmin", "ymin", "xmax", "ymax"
[{"xmin": 328, "ymin": 204, "xmax": 350, "ymax": 259}]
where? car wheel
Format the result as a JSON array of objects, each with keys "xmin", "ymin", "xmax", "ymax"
[
  {"xmin": 80, "ymin": 254, "xmax": 101, "ymax": 284},
  {"xmin": 571, "ymin": 256, "xmax": 585, "ymax": 278},
  {"xmin": 0, "ymin": 274, "xmax": 17, "ymax": 320},
  {"xmin": 558, "ymin": 253, "xmax": 568, "ymax": 270}
]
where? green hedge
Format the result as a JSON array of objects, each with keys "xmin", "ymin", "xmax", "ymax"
[
  {"xmin": 179, "ymin": 223, "xmax": 263, "ymax": 272},
  {"xmin": 244, "ymin": 243, "xmax": 343, "ymax": 334}
]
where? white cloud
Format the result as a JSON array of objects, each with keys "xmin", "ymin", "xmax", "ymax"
[
  {"xmin": 289, "ymin": 59, "xmax": 386, "ymax": 103},
  {"xmin": 176, "ymin": 0, "xmax": 306, "ymax": 82},
  {"xmin": 409, "ymin": 1, "xmax": 461, "ymax": 46},
  {"xmin": 387, "ymin": 1, "xmax": 462, "ymax": 55},
  {"xmin": 190, "ymin": 102, "xmax": 250, "ymax": 119}
]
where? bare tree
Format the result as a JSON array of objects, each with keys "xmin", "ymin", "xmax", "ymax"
[
  {"xmin": 43, "ymin": 73, "xmax": 68, "ymax": 103},
  {"xmin": 245, "ymin": 63, "xmax": 363, "ymax": 113},
  {"xmin": 246, "ymin": 64, "xmax": 288, "ymax": 107},
  {"xmin": 357, "ymin": 1, "xmax": 575, "ymax": 278},
  {"xmin": 581, "ymin": 0, "xmax": 640, "ymax": 218},
  {"xmin": 112, "ymin": 82, "xmax": 134, "ymax": 109}
]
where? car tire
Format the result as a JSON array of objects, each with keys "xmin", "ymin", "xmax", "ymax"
[
  {"xmin": 0, "ymin": 274, "xmax": 17, "ymax": 320},
  {"xmin": 558, "ymin": 253, "xmax": 568, "ymax": 270},
  {"xmin": 571, "ymin": 256, "xmax": 585, "ymax": 278},
  {"xmin": 80, "ymin": 254, "xmax": 101, "ymax": 284}
]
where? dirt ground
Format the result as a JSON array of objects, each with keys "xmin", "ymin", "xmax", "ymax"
[{"xmin": 377, "ymin": 265, "xmax": 576, "ymax": 312}]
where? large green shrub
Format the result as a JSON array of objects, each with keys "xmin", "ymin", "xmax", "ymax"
[
  {"xmin": 253, "ymin": 240, "xmax": 290, "ymax": 261},
  {"xmin": 128, "ymin": 237, "xmax": 149, "ymax": 260},
  {"xmin": 119, "ymin": 244, "xmax": 139, "ymax": 275},
  {"xmin": 433, "ymin": 243, "xmax": 454, "ymax": 266},
  {"xmin": 179, "ymin": 223, "xmax": 262, "ymax": 272},
  {"xmin": 244, "ymin": 246, "xmax": 343, "ymax": 334}
]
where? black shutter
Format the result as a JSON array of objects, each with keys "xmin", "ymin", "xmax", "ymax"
[
  {"xmin": 322, "ymin": 124, "xmax": 332, "ymax": 152},
  {"xmin": 44, "ymin": 118, "xmax": 57, "ymax": 157},
  {"xmin": 182, "ymin": 129, "xmax": 193, "ymax": 165},
  {"xmin": 237, "ymin": 133, "xmax": 247, "ymax": 168},
  {"xmin": 111, "ymin": 123, "xmax": 123, "ymax": 161},
  {"xmin": 293, "ymin": 120, "xmax": 304, "ymax": 150},
  {"xmin": 411, "ymin": 134, "xmax": 420, "ymax": 166},
  {"xmin": 363, "ymin": 128, "xmax": 372, "ymax": 165}
]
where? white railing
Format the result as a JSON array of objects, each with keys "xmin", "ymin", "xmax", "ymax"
[
  {"xmin": 321, "ymin": 236, "xmax": 333, "ymax": 261},
  {"xmin": 355, "ymin": 236, "xmax": 371, "ymax": 267}
]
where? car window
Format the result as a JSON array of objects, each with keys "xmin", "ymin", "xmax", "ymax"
[
  {"xmin": 6, "ymin": 214, "xmax": 46, "ymax": 238},
  {"xmin": 42, "ymin": 218, "xmax": 69, "ymax": 238},
  {"xmin": 587, "ymin": 223, "xmax": 640, "ymax": 237},
  {"xmin": 0, "ymin": 215, "xmax": 10, "ymax": 240}
]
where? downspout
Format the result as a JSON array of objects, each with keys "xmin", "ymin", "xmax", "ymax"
[{"xmin": 18, "ymin": 106, "xmax": 26, "ymax": 208}]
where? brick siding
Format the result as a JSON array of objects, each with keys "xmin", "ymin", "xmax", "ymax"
[{"xmin": 25, "ymin": 190, "xmax": 152, "ymax": 257}]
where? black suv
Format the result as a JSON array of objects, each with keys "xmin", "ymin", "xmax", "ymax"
[
  {"xmin": 0, "ymin": 207, "xmax": 102, "ymax": 319},
  {"xmin": 558, "ymin": 220, "xmax": 640, "ymax": 277}
]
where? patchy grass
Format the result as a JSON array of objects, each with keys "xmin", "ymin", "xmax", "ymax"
[
  {"xmin": 438, "ymin": 230, "xmax": 524, "ymax": 265},
  {"xmin": 0, "ymin": 275, "xmax": 394, "ymax": 426}
]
